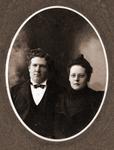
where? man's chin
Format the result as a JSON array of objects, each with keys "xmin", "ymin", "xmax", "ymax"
[
  {"xmin": 34, "ymin": 78, "xmax": 46, "ymax": 84},
  {"xmin": 32, "ymin": 78, "xmax": 41, "ymax": 84}
]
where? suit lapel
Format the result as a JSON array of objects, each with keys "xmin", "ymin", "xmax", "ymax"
[{"xmin": 20, "ymin": 80, "xmax": 34, "ymax": 105}]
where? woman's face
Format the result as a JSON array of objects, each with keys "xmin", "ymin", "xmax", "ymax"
[{"xmin": 69, "ymin": 65, "xmax": 88, "ymax": 90}]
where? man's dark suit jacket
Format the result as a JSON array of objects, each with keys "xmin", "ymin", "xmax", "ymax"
[{"xmin": 11, "ymin": 80, "xmax": 61, "ymax": 138}]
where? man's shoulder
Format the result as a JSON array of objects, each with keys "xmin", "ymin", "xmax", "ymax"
[
  {"xmin": 10, "ymin": 81, "xmax": 29, "ymax": 96},
  {"xmin": 47, "ymin": 80, "xmax": 65, "ymax": 93}
]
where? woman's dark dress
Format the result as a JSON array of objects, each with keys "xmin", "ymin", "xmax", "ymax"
[{"xmin": 55, "ymin": 86, "xmax": 104, "ymax": 138}]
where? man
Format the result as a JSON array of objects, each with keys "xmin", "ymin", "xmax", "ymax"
[{"xmin": 11, "ymin": 48, "xmax": 61, "ymax": 138}]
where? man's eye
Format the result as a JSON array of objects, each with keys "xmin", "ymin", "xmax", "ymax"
[
  {"xmin": 33, "ymin": 64, "xmax": 37, "ymax": 67},
  {"xmin": 41, "ymin": 65, "xmax": 46, "ymax": 68}
]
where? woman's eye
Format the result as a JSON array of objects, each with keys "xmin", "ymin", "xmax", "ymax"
[
  {"xmin": 71, "ymin": 74, "xmax": 76, "ymax": 77},
  {"xmin": 79, "ymin": 74, "xmax": 85, "ymax": 78}
]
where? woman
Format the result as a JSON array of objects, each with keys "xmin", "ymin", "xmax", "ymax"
[{"xmin": 55, "ymin": 54, "xmax": 104, "ymax": 138}]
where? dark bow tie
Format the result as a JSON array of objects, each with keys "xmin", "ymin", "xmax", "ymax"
[{"xmin": 30, "ymin": 82, "xmax": 46, "ymax": 89}]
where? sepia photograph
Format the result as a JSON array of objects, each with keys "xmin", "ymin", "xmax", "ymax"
[{"xmin": 6, "ymin": 6, "xmax": 108, "ymax": 142}]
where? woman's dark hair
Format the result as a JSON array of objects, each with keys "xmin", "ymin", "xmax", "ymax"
[{"xmin": 68, "ymin": 54, "xmax": 93, "ymax": 81}]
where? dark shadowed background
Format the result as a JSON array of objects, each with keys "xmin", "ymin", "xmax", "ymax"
[
  {"xmin": 8, "ymin": 8, "xmax": 106, "ymax": 91},
  {"xmin": 0, "ymin": 0, "xmax": 114, "ymax": 150}
]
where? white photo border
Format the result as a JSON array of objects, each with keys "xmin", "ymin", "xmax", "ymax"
[{"xmin": 5, "ymin": 5, "xmax": 109, "ymax": 142}]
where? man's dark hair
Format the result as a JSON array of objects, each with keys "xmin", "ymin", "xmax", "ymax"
[
  {"xmin": 68, "ymin": 54, "xmax": 93, "ymax": 81},
  {"xmin": 27, "ymin": 48, "xmax": 52, "ymax": 71}
]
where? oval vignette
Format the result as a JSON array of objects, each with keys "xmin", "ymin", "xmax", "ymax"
[{"xmin": 5, "ymin": 6, "xmax": 108, "ymax": 142}]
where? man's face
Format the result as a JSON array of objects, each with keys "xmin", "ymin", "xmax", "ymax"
[
  {"xmin": 69, "ymin": 65, "xmax": 88, "ymax": 90},
  {"xmin": 28, "ymin": 57, "xmax": 48, "ymax": 84}
]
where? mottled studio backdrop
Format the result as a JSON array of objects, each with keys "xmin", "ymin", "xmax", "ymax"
[{"xmin": 8, "ymin": 8, "xmax": 106, "ymax": 91}]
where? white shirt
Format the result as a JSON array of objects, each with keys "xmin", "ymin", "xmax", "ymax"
[{"xmin": 30, "ymin": 80, "xmax": 47, "ymax": 105}]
